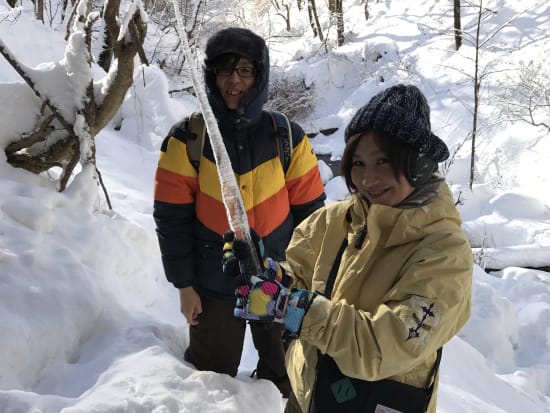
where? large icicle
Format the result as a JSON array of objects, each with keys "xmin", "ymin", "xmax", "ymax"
[{"xmin": 170, "ymin": 1, "xmax": 262, "ymax": 275}]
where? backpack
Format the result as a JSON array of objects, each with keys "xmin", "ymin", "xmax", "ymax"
[{"xmin": 186, "ymin": 111, "xmax": 293, "ymax": 173}]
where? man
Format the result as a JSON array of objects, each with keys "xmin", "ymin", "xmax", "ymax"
[{"xmin": 153, "ymin": 27, "xmax": 326, "ymax": 397}]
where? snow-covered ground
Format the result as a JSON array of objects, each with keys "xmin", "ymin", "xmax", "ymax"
[{"xmin": 1, "ymin": 0, "xmax": 549, "ymax": 412}]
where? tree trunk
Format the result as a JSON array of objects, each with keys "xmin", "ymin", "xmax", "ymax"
[
  {"xmin": 285, "ymin": 3, "xmax": 291, "ymax": 31},
  {"xmin": 328, "ymin": 0, "xmax": 344, "ymax": 46},
  {"xmin": 454, "ymin": 0, "xmax": 462, "ymax": 50},
  {"xmin": 470, "ymin": 0, "xmax": 483, "ymax": 189},
  {"xmin": 270, "ymin": 0, "xmax": 292, "ymax": 32},
  {"xmin": 308, "ymin": 0, "xmax": 324, "ymax": 41},
  {"xmin": 364, "ymin": 0, "xmax": 370, "ymax": 20},
  {"xmin": 35, "ymin": 0, "xmax": 44, "ymax": 22}
]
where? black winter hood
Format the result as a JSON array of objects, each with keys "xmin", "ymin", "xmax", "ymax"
[{"xmin": 203, "ymin": 27, "xmax": 269, "ymax": 123}]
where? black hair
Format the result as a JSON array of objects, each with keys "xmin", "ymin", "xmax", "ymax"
[{"xmin": 209, "ymin": 53, "xmax": 241, "ymax": 71}]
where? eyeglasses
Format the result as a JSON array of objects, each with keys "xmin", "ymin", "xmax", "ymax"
[{"xmin": 214, "ymin": 66, "xmax": 256, "ymax": 78}]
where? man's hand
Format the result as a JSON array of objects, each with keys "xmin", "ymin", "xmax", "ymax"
[
  {"xmin": 179, "ymin": 287, "xmax": 202, "ymax": 325},
  {"xmin": 222, "ymin": 229, "xmax": 264, "ymax": 278}
]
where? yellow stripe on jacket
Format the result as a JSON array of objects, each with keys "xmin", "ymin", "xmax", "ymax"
[
  {"xmin": 196, "ymin": 156, "xmax": 290, "ymax": 236},
  {"xmin": 154, "ymin": 133, "xmax": 325, "ymax": 237}
]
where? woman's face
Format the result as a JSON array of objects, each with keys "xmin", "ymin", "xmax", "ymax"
[{"xmin": 350, "ymin": 132, "xmax": 414, "ymax": 206}]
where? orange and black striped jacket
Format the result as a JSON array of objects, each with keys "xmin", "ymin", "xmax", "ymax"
[{"xmin": 153, "ymin": 112, "xmax": 326, "ymax": 300}]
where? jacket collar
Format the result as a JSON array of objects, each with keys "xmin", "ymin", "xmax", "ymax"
[
  {"xmin": 398, "ymin": 173, "xmax": 444, "ymax": 208},
  {"xmin": 347, "ymin": 178, "xmax": 459, "ymax": 247}
]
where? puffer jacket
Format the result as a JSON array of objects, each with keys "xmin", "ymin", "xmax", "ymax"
[
  {"xmin": 283, "ymin": 182, "xmax": 473, "ymax": 413},
  {"xmin": 153, "ymin": 31, "xmax": 326, "ymax": 300}
]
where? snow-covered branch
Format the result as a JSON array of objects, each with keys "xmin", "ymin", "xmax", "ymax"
[{"xmin": 2, "ymin": 0, "xmax": 148, "ymax": 195}]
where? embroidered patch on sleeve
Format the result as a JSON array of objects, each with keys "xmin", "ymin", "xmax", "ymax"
[{"xmin": 400, "ymin": 296, "xmax": 440, "ymax": 344}]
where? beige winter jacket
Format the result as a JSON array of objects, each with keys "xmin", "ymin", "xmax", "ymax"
[{"xmin": 283, "ymin": 183, "xmax": 473, "ymax": 413}]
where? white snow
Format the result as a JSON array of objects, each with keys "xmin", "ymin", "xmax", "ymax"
[{"xmin": 1, "ymin": 0, "xmax": 549, "ymax": 412}]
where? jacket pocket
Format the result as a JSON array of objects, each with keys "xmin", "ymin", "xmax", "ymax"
[{"xmin": 195, "ymin": 240, "xmax": 235, "ymax": 297}]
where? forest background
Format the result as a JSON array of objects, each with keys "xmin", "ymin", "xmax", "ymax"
[{"xmin": 0, "ymin": 0, "xmax": 549, "ymax": 412}]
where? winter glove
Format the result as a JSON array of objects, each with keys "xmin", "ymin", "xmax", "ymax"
[
  {"xmin": 222, "ymin": 228, "xmax": 265, "ymax": 278},
  {"xmin": 222, "ymin": 229, "xmax": 289, "ymax": 285},
  {"xmin": 234, "ymin": 261, "xmax": 316, "ymax": 335}
]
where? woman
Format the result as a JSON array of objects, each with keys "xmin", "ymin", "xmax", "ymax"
[{"xmin": 229, "ymin": 84, "xmax": 473, "ymax": 412}]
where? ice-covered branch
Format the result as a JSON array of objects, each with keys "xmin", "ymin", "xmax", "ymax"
[{"xmin": 171, "ymin": 0, "xmax": 261, "ymax": 274}]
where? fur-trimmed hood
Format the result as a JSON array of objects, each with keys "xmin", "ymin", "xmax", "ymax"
[{"xmin": 203, "ymin": 27, "xmax": 269, "ymax": 124}]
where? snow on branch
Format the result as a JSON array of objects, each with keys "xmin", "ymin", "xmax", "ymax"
[{"xmin": 2, "ymin": 0, "xmax": 148, "ymax": 197}]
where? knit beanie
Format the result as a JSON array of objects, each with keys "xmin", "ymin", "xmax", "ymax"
[{"xmin": 344, "ymin": 84, "xmax": 449, "ymax": 162}]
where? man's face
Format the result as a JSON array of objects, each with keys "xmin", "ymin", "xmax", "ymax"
[{"xmin": 214, "ymin": 57, "xmax": 256, "ymax": 110}]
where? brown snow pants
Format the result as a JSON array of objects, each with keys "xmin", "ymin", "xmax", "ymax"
[{"xmin": 184, "ymin": 296, "xmax": 290, "ymax": 397}]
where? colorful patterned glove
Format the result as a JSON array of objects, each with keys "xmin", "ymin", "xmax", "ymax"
[
  {"xmin": 283, "ymin": 289, "xmax": 317, "ymax": 334},
  {"xmin": 234, "ymin": 261, "xmax": 316, "ymax": 335}
]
